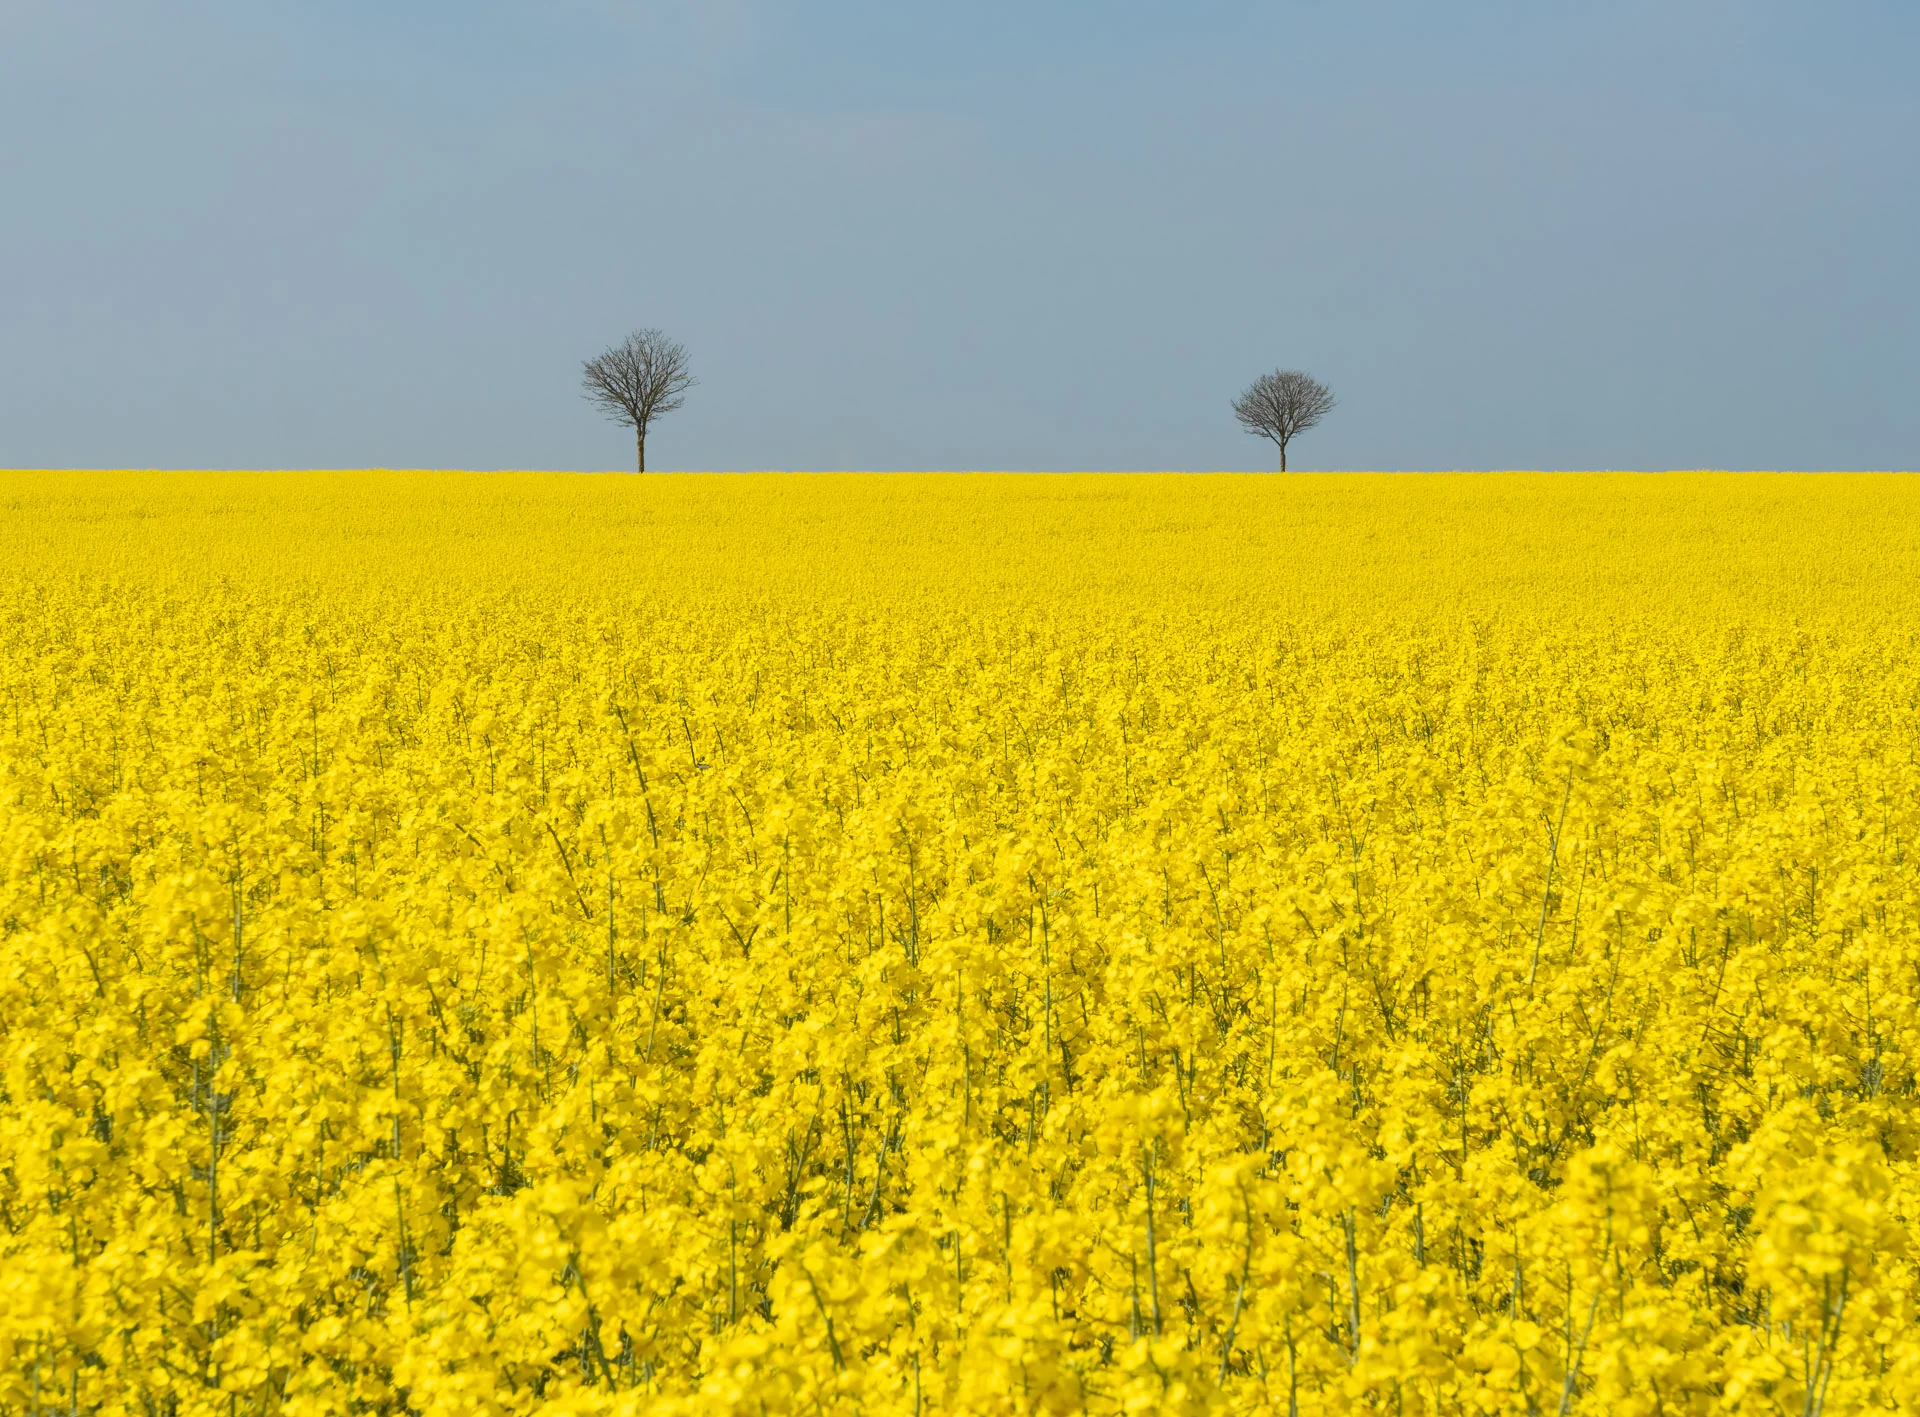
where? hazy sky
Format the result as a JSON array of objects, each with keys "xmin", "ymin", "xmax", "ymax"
[{"xmin": 3, "ymin": 1, "xmax": 1915, "ymax": 471}]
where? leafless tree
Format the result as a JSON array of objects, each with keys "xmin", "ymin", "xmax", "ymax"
[
  {"xmin": 581, "ymin": 329, "xmax": 696, "ymax": 473},
  {"xmin": 1232, "ymin": 370, "xmax": 1336, "ymax": 472}
]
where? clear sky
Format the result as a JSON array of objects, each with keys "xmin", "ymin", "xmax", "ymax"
[{"xmin": 3, "ymin": 1, "xmax": 1915, "ymax": 471}]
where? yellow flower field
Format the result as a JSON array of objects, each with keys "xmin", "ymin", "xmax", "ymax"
[{"xmin": 3, "ymin": 470, "xmax": 1918, "ymax": 1415}]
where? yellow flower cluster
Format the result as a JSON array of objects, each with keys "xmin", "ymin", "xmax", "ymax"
[{"xmin": 3, "ymin": 470, "xmax": 1917, "ymax": 1415}]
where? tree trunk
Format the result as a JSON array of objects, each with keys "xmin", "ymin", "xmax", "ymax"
[
  {"xmin": 1279, "ymin": 438, "xmax": 1287, "ymax": 473},
  {"xmin": 636, "ymin": 428, "xmax": 646, "ymax": 475}
]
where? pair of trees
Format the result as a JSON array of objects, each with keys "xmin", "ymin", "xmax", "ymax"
[{"xmin": 583, "ymin": 330, "xmax": 1334, "ymax": 473}]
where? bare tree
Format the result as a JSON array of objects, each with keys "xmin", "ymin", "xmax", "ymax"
[
  {"xmin": 1232, "ymin": 370, "xmax": 1336, "ymax": 472},
  {"xmin": 582, "ymin": 329, "xmax": 696, "ymax": 473}
]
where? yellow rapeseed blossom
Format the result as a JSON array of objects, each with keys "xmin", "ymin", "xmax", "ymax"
[{"xmin": 2, "ymin": 469, "xmax": 1917, "ymax": 1414}]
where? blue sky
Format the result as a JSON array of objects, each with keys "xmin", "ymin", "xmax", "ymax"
[{"xmin": 2, "ymin": 1, "xmax": 1915, "ymax": 470}]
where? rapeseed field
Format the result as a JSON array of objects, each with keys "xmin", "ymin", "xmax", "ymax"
[{"xmin": 3, "ymin": 470, "xmax": 1918, "ymax": 1415}]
